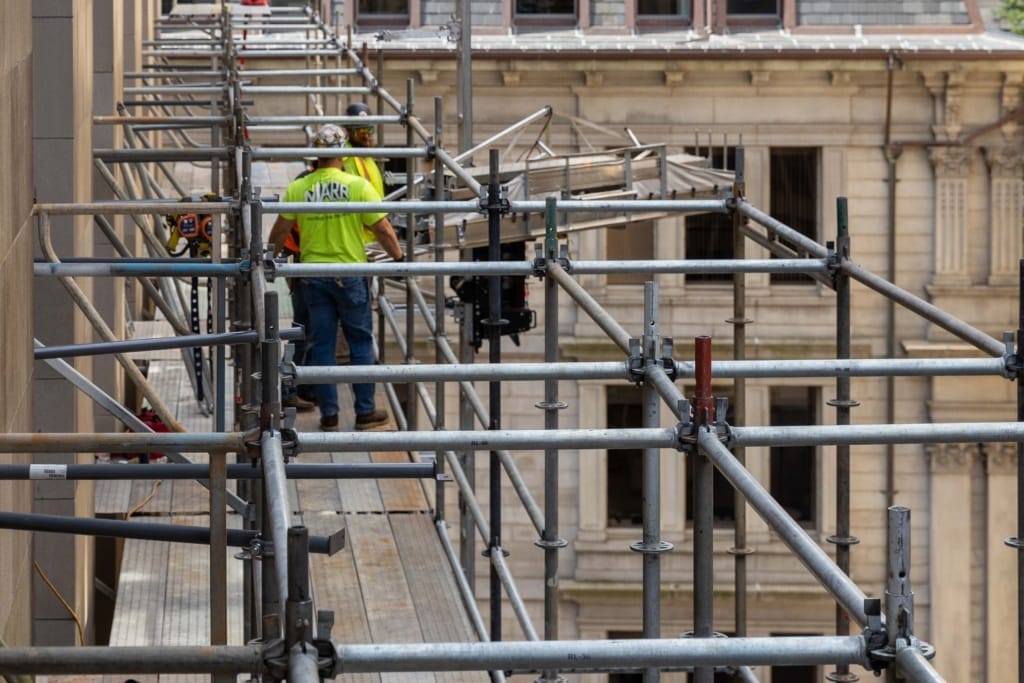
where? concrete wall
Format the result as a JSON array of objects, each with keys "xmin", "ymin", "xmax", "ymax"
[{"xmin": 0, "ymin": 1, "xmax": 37, "ymax": 649}]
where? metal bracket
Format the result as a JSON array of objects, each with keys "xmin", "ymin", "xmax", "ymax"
[
  {"xmin": 661, "ymin": 337, "xmax": 677, "ymax": 380},
  {"xmin": 530, "ymin": 242, "xmax": 571, "ymax": 279},
  {"xmin": 261, "ymin": 638, "xmax": 288, "ymax": 682},
  {"xmin": 1002, "ymin": 330, "xmax": 1020, "ymax": 379},
  {"xmin": 626, "ymin": 338, "xmax": 644, "ymax": 384},
  {"xmin": 235, "ymin": 537, "xmax": 272, "ymax": 562},
  {"xmin": 675, "ymin": 398, "xmax": 694, "ymax": 449},
  {"xmin": 263, "ymin": 252, "xmax": 280, "ymax": 282},
  {"xmin": 279, "ymin": 427, "xmax": 299, "ymax": 459},
  {"xmin": 479, "ymin": 184, "xmax": 512, "ymax": 214},
  {"xmin": 398, "ymin": 106, "xmax": 409, "ymax": 126},
  {"xmin": 861, "ymin": 597, "xmax": 889, "ymax": 674}
]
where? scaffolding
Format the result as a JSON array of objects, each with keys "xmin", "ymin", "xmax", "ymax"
[{"xmin": 2, "ymin": 3, "xmax": 1021, "ymax": 683}]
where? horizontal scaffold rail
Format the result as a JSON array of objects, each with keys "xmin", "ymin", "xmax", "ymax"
[
  {"xmin": 0, "ymin": 462, "xmax": 433, "ymax": 481},
  {"xmin": 34, "ymin": 200, "xmax": 233, "ymax": 215},
  {"xmin": 292, "ymin": 356, "xmax": 1009, "ymax": 384},
  {"xmin": 0, "ymin": 432, "xmax": 248, "ymax": 453},
  {"xmin": 0, "ymin": 511, "xmax": 344, "ymax": 555},
  {"xmin": 33, "ymin": 328, "xmax": 302, "ymax": 360}
]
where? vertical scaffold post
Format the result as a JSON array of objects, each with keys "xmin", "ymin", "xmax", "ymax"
[
  {"xmin": 885, "ymin": 506, "xmax": 915, "ymax": 683},
  {"xmin": 728, "ymin": 146, "xmax": 754, "ymax": 642},
  {"xmin": 693, "ymin": 335, "xmax": 715, "ymax": 683},
  {"xmin": 405, "ymin": 78, "xmax": 418, "ymax": 428},
  {"xmin": 642, "ymin": 282, "xmax": 666, "ymax": 683},
  {"xmin": 486, "ymin": 148, "xmax": 505, "ymax": 647},
  {"xmin": 536, "ymin": 196, "xmax": 567, "ymax": 683},
  {"xmin": 828, "ymin": 197, "xmax": 861, "ymax": 683},
  {"xmin": 433, "ymin": 96, "xmax": 447, "ymax": 521}
]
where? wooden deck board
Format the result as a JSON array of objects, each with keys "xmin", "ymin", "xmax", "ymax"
[
  {"xmin": 391, "ymin": 514, "xmax": 485, "ymax": 683},
  {"xmin": 334, "ymin": 452, "xmax": 386, "ymax": 513},
  {"xmin": 371, "ymin": 451, "xmax": 428, "ymax": 512},
  {"xmin": 103, "ymin": 321, "xmax": 486, "ymax": 681}
]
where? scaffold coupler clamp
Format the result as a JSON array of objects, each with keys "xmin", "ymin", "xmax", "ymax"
[
  {"xmin": 627, "ymin": 338, "xmax": 645, "ymax": 385},
  {"xmin": 675, "ymin": 398, "xmax": 695, "ymax": 449},
  {"xmin": 661, "ymin": 337, "xmax": 677, "ymax": 380},
  {"xmin": 533, "ymin": 243, "xmax": 573, "ymax": 276},
  {"xmin": 261, "ymin": 637, "xmax": 288, "ymax": 682},
  {"xmin": 235, "ymin": 535, "xmax": 271, "ymax": 563},
  {"xmin": 1001, "ymin": 330, "xmax": 1020, "ymax": 379},
  {"xmin": 262, "ymin": 246, "xmax": 280, "ymax": 282},
  {"xmin": 480, "ymin": 184, "xmax": 512, "ymax": 214}
]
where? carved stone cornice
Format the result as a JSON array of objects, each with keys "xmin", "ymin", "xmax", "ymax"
[
  {"xmin": 927, "ymin": 443, "xmax": 978, "ymax": 474},
  {"xmin": 985, "ymin": 145, "xmax": 1024, "ymax": 177},
  {"xmin": 985, "ymin": 442, "xmax": 1019, "ymax": 475},
  {"xmin": 929, "ymin": 146, "xmax": 972, "ymax": 177}
]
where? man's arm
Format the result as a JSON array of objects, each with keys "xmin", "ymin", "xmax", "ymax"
[
  {"xmin": 369, "ymin": 217, "xmax": 404, "ymax": 261},
  {"xmin": 268, "ymin": 216, "xmax": 297, "ymax": 256}
]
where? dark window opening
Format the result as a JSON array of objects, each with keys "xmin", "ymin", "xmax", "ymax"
[
  {"xmin": 728, "ymin": 0, "xmax": 779, "ymax": 14},
  {"xmin": 769, "ymin": 147, "xmax": 818, "ymax": 284},
  {"xmin": 769, "ymin": 386, "xmax": 817, "ymax": 526},
  {"xmin": 684, "ymin": 146, "xmax": 735, "ymax": 282},
  {"xmin": 356, "ymin": 0, "xmax": 409, "ymax": 28},
  {"xmin": 685, "ymin": 387, "xmax": 736, "ymax": 524},
  {"xmin": 607, "ymin": 385, "xmax": 645, "ymax": 527},
  {"xmin": 606, "ymin": 221, "xmax": 654, "ymax": 286},
  {"xmin": 515, "ymin": 0, "xmax": 576, "ymax": 28},
  {"xmin": 637, "ymin": 0, "xmax": 691, "ymax": 28}
]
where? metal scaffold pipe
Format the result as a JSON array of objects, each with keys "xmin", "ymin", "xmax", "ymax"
[
  {"xmin": 33, "ymin": 262, "xmax": 245, "ymax": 277},
  {"xmin": 0, "ymin": 645, "xmax": 264, "ymax": 675},
  {"xmin": 331, "ymin": 636, "xmax": 870, "ymax": 673},
  {"xmin": 33, "ymin": 328, "xmax": 300, "ymax": 360},
  {"xmin": 571, "ymin": 258, "xmax": 829, "ymax": 274},
  {"xmin": 731, "ymin": 421, "xmax": 1024, "ymax": 446},
  {"xmin": 0, "ymin": 462, "xmax": 432, "ymax": 481},
  {"xmin": 298, "ymin": 428, "xmax": 680, "ymax": 453},
  {"xmin": 34, "ymin": 200, "xmax": 232, "ymax": 215},
  {"xmin": 0, "ymin": 432, "xmax": 246, "ymax": 453}
]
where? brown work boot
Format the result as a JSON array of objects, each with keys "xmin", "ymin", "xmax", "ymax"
[
  {"xmin": 354, "ymin": 409, "xmax": 388, "ymax": 430},
  {"xmin": 283, "ymin": 395, "xmax": 316, "ymax": 411},
  {"xmin": 319, "ymin": 414, "xmax": 340, "ymax": 432}
]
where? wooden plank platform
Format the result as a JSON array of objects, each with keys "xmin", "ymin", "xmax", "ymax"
[{"xmin": 97, "ymin": 366, "xmax": 487, "ymax": 682}]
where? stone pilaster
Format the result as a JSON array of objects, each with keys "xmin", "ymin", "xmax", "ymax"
[
  {"xmin": 985, "ymin": 443, "xmax": 1019, "ymax": 681},
  {"xmin": 985, "ymin": 146, "xmax": 1024, "ymax": 285},
  {"xmin": 927, "ymin": 442, "xmax": 977, "ymax": 683},
  {"xmin": 929, "ymin": 146, "xmax": 972, "ymax": 286}
]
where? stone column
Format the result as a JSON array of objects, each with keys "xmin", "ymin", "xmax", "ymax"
[
  {"xmin": 985, "ymin": 147, "xmax": 1024, "ymax": 285},
  {"xmin": 929, "ymin": 146, "xmax": 972, "ymax": 286},
  {"xmin": 985, "ymin": 443, "xmax": 1019, "ymax": 680},
  {"xmin": 927, "ymin": 443, "xmax": 977, "ymax": 683}
]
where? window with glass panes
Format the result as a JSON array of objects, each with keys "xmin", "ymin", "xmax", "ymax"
[
  {"xmin": 769, "ymin": 386, "xmax": 817, "ymax": 526},
  {"xmin": 769, "ymin": 147, "xmax": 819, "ymax": 284},
  {"xmin": 356, "ymin": 0, "xmax": 409, "ymax": 26}
]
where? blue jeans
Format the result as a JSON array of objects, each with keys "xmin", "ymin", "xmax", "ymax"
[{"xmin": 303, "ymin": 276, "xmax": 377, "ymax": 418}]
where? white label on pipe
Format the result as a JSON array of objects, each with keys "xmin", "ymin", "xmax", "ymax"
[{"xmin": 30, "ymin": 464, "xmax": 68, "ymax": 480}]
